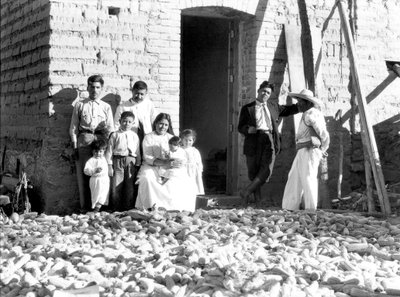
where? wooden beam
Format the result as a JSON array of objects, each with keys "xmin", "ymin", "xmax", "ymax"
[
  {"xmin": 337, "ymin": 0, "xmax": 391, "ymax": 215},
  {"xmin": 284, "ymin": 23, "xmax": 306, "ymax": 133},
  {"xmin": 341, "ymin": 72, "xmax": 398, "ymax": 124}
]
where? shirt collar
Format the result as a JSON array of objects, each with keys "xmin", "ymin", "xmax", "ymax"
[
  {"xmin": 129, "ymin": 98, "xmax": 144, "ymax": 104},
  {"xmin": 90, "ymin": 98, "xmax": 101, "ymax": 105},
  {"xmin": 256, "ymin": 100, "xmax": 267, "ymax": 106},
  {"xmin": 118, "ymin": 128, "xmax": 129, "ymax": 133}
]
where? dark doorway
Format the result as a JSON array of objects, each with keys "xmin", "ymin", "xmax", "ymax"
[{"xmin": 180, "ymin": 16, "xmax": 231, "ymax": 194}]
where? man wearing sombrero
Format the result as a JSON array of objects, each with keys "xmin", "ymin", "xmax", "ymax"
[
  {"xmin": 281, "ymin": 88, "xmax": 330, "ymax": 210},
  {"xmin": 238, "ymin": 81, "xmax": 300, "ymax": 206}
]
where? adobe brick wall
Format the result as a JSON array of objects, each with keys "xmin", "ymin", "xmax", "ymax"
[
  {"xmin": 0, "ymin": 0, "xmax": 51, "ymax": 212},
  {"xmin": 1, "ymin": 0, "xmax": 399, "ymax": 214}
]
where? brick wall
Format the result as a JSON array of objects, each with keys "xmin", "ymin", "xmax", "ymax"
[{"xmin": 0, "ymin": 0, "xmax": 51, "ymax": 211}]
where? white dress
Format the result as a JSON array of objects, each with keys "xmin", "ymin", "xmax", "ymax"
[
  {"xmin": 163, "ymin": 147, "xmax": 188, "ymax": 179},
  {"xmin": 136, "ymin": 131, "xmax": 197, "ymax": 212},
  {"xmin": 184, "ymin": 146, "xmax": 205, "ymax": 195},
  {"xmin": 84, "ymin": 156, "xmax": 110, "ymax": 209}
]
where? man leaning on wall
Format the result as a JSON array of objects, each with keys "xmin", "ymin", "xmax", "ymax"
[
  {"xmin": 238, "ymin": 81, "xmax": 300, "ymax": 207},
  {"xmin": 69, "ymin": 75, "xmax": 114, "ymax": 212}
]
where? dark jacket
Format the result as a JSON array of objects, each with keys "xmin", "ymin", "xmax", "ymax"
[{"xmin": 238, "ymin": 100, "xmax": 299, "ymax": 155}]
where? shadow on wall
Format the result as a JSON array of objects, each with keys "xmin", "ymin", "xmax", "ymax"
[
  {"xmin": 374, "ymin": 113, "xmax": 400, "ymax": 184},
  {"xmin": 323, "ymin": 115, "xmax": 352, "ymax": 203},
  {"xmin": 44, "ymin": 88, "xmax": 120, "ymax": 215}
]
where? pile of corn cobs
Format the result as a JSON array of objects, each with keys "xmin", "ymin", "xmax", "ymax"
[{"xmin": 1, "ymin": 208, "xmax": 400, "ymax": 296}]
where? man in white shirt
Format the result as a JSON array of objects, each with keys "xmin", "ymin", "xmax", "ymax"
[
  {"xmin": 114, "ymin": 81, "xmax": 156, "ymax": 144},
  {"xmin": 282, "ymin": 89, "xmax": 330, "ymax": 210},
  {"xmin": 69, "ymin": 75, "xmax": 114, "ymax": 211}
]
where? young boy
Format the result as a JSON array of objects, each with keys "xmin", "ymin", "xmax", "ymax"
[{"xmin": 106, "ymin": 111, "xmax": 141, "ymax": 211}]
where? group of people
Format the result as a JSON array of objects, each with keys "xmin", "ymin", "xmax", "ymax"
[
  {"xmin": 69, "ymin": 75, "xmax": 330, "ymax": 213},
  {"xmin": 69, "ymin": 75, "xmax": 204, "ymax": 213},
  {"xmin": 238, "ymin": 81, "xmax": 330, "ymax": 211}
]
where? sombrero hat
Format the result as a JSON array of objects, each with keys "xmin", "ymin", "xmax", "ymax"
[{"xmin": 288, "ymin": 89, "xmax": 323, "ymax": 107}]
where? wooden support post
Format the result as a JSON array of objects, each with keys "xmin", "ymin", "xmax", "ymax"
[
  {"xmin": 285, "ymin": 23, "xmax": 305, "ymax": 133},
  {"xmin": 365, "ymin": 156, "xmax": 376, "ymax": 213},
  {"xmin": 337, "ymin": 0, "xmax": 391, "ymax": 215}
]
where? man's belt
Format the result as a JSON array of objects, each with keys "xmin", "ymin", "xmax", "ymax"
[
  {"xmin": 79, "ymin": 129, "xmax": 106, "ymax": 135},
  {"xmin": 113, "ymin": 154, "xmax": 136, "ymax": 159},
  {"xmin": 296, "ymin": 140, "xmax": 318, "ymax": 151},
  {"xmin": 257, "ymin": 129, "xmax": 271, "ymax": 134}
]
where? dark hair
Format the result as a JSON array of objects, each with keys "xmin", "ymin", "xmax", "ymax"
[
  {"xmin": 169, "ymin": 136, "xmax": 181, "ymax": 146},
  {"xmin": 87, "ymin": 75, "xmax": 104, "ymax": 87},
  {"xmin": 132, "ymin": 80, "xmax": 148, "ymax": 91},
  {"xmin": 91, "ymin": 139, "xmax": 107, "ymax": 151},
  {"xmin": 120, "ymin": 111, "xmax": 135, "ymax": 121},
  {"xmin": 180, "ymin": 129, "xmax": 197, "ymax": 142},
  {"xmin": 258, "ymin": 80, "xmax": 274, "ymax": 92},
  {"xmin": 152, "ymin": 113, "xmax": 174, "ymax": 135}
]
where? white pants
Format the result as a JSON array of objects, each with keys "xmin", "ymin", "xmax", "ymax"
[{"xmin": 282, "ymin": 148, "xmax": 322, "ymax": 210}]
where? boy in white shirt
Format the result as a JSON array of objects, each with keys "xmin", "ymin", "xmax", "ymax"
[{"xmin": 106, "ymin": 111, "xmax": 141, "ymax": 211}]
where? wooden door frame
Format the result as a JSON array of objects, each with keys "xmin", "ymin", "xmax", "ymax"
[{"xmin": 226, "ymin": 19, "xmax": 240, "ymax": 195}]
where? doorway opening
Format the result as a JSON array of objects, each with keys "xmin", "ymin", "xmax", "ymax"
[{"xmin": 180, "ymin": 15, "xmax": 233, "ymax": 194}]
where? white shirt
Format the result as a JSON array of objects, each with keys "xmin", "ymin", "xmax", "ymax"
[
  {"xmin": 296, "ymin": 107, "xmax": 330, "ymax": 152},
  {"xmin": 114, "ymin": 97, "xmax": 156, "ymax": 135},
  {"xmin": 69, "ymin": 98, "xmax": 114, "ymax": 143},
  {"xmin": 106, "ymin": 129, "xmax": 141, "ymax": 165},
  {"xmin": 255, "ymin": 100, "xmax": 272, "ymax": 131},
  {"xmin": 142, "ymin": 131, "xmax": 173, "ymax": 166}
]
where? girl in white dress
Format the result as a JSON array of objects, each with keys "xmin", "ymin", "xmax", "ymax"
[
  {"xmin": 84, "ymin": 139, "xmax": 110, "ymax": 211},
  {"xmin": 135, "ymin": 113, "xmax": 197, "ymax": 212},
  {"xmin": 181, "ymin": 129, "xmax": 205, "ymax": 195}
]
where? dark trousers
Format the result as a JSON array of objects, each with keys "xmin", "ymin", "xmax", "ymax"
[
  {"xmin": 75, "ymin": 146, "xmax": 92, "ymax": 211},
  {"xmin": 111, "ymin": 155, "xmax": 138, "ymax": 211},
  {"xmin": 245, "ymin": 133, "xmax": 274, "ymax": 183}
]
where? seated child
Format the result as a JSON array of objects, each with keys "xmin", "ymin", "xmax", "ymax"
[
  {"xmin": 180, "ymin": 129, "xmax": 205, "ymax": 195},
  {"xmin": 84, "ymin": 139, "xmax": 110, "ymax": 212},
  {"xmin": 159, "ymin": 136, "xmax": 187, "ymax": 185},
  {"xmin": 106, "ymin": 111, "xmax": 141, "ymax": 211}
]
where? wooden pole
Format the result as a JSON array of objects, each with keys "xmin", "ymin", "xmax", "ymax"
[
  {"xmin": 365, "ymin": 156, "xmax": 376, "ymax": 213},
  {"xmin": 337, "ymin": 0, "xmax": 391, "ymax": 215},
  {"xmin": 335, "ymin": 110, "xmax": 344, "ymax": 200}
]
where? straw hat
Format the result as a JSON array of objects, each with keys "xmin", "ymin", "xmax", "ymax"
[{"xmin": 288, "ymin": 89, "xmax": 323, "ymax": 107}]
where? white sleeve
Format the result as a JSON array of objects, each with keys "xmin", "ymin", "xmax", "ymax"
[
  {"xmin": 114, "ymin": 105, "xmax": 122, "ymax": 131},
  {"xmin": 84, "ymin": 158, "xmax": 95, "ymax": 176},
  {"xmin": 194, "ymin": 148, "xmax": 203, "ymax": 172},
  {"xmin": 142, "ymin": 134, "xmax": 155, "ymax": 165},
  {"xmin": 305, "ymin": 109, "xmax": 330, "ymax": 153}
]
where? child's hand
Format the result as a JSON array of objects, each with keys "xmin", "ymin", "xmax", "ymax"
[
  {"xmin": 95, "ymin": 167, "xmax": 102, "ymax": 174},
  {"xmin": 108, "ymin": 164, "xmax": 114, "ymax": 177},
  {"xmin": 171, "ymin": 159, "xmax": 183, "ymax": 168}
]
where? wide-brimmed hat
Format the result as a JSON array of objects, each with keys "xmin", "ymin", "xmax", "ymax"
[{"xmin": 288, "ymin": 89, "xmax": 322, "ymax": 107}]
